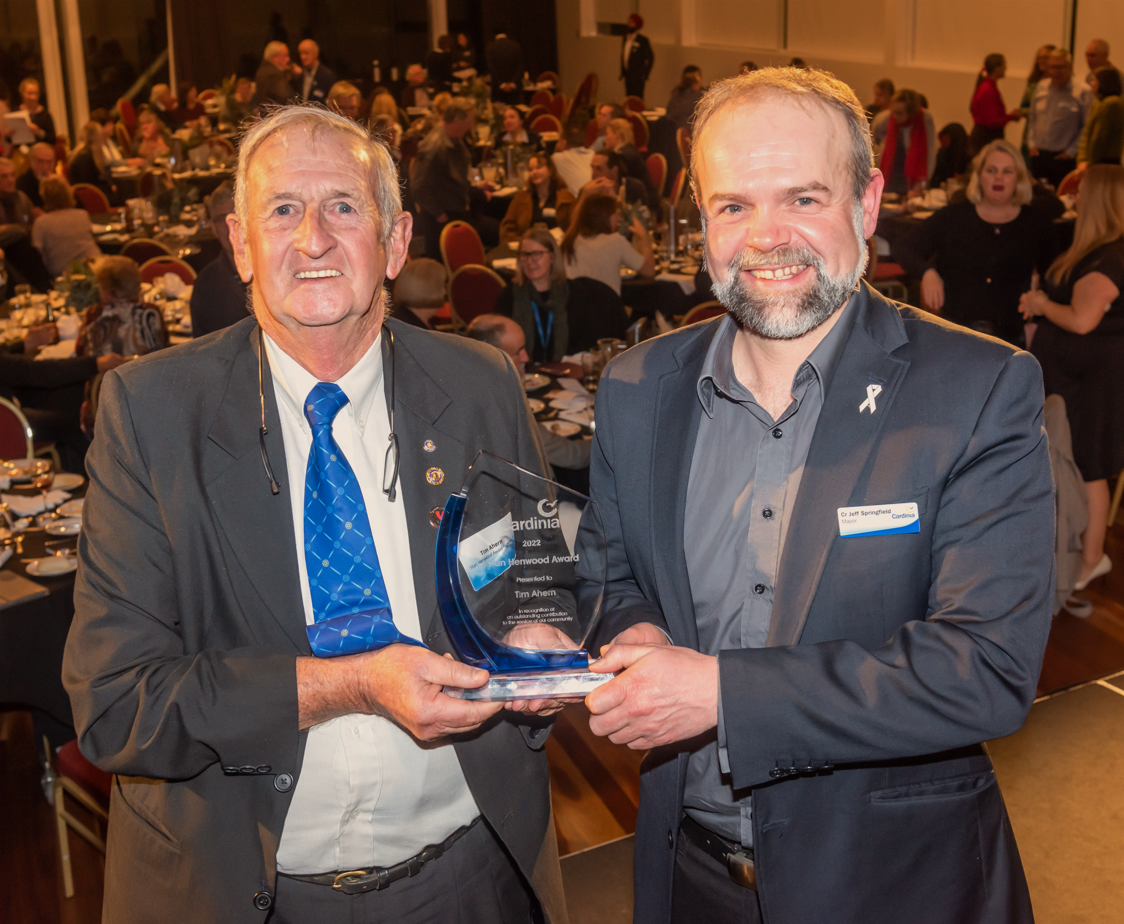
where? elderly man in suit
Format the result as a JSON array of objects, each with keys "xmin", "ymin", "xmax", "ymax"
[
  {"xmin": 292, "ymin": 39, "xmax": 337, "ymax": 104},
  {"xmin": 581, "ymin": 67, "xmax": 1053, "ymax": 924},
  {"xmin": 63, "ymin": 105, "xmax": 566, "ymax": 924},
  {"xmin": 254, "ymin": 41, "xmax": 297, "ymax": 110}
]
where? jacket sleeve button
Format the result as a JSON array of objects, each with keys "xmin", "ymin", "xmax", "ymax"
[
  {"xmin": 253, "ymin": 891, "xmax": 272, "ymax": 911},
  {"xmin": 667, "ymin": 828, "xmax": 674, "ymax": 848},
  {"xmin": 256, "ymin": 766, "xmax": 272, "ymax": 774},
  {"xmin": 274, "ymin": 772, "xmax": 294, "ymax": 792},
  {"xmin": 770, "ymin": 768, "xmax": 785, "ymax": 779}
]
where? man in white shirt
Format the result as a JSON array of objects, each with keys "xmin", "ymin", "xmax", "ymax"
[{"xmin": 63, "ymin": 105, "xmax": 566, "ymax": 924}]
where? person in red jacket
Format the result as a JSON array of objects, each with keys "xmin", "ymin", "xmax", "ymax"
[{"xmin": 970, "ymin": 53, "xmax": 1021, "ymax": 153}]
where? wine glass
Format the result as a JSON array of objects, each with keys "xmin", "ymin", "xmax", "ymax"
[{"xmin": 30, "ymin": 459, "xmax": 53, "ymax": 520}]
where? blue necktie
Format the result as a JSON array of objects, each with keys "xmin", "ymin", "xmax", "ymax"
[{"xmin": 302, "ymin": 383, "xmax": 421, "ymax": 657}]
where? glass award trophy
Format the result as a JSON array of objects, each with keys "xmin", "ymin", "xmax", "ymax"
[{"xmin": 436, "ymin": 451, "xmax": 613, "ymax": 701}]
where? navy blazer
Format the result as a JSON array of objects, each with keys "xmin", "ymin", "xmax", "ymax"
[
  {"xmin": 585, "ymin": 283, "xmax": 1052, "ymax": 924},
  {"xmin": 292, "ymin": 62, "xmax": 337, "ymax": 104}
]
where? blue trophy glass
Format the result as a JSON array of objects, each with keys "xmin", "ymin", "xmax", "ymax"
[{"xmin": 436, "ymin": 451, "xmax": 613, "ymax": 701}]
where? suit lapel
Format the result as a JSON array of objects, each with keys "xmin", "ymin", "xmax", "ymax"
[
  {"xmin": 382, "ymin": 322, "xmax": 466, "ymax": 647},
  {"xmin": 205, "ymin": 327, "xmax": 309, "ymax": 654},
  {"xmin": 767, "ymin": 286, "xmax": 911, "ymax": 647},
  {"xmin": 650, "ymin": 324, "xmax": 718, "ymax": 650}
]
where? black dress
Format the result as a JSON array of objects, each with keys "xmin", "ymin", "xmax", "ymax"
[
  {"xmin": 896, "ymin": 200, "xmax": 1057, "ymax": 345},
  {"xmin": 1032, "ymin": 239, "xmax": 1124, "ymax": 481}
]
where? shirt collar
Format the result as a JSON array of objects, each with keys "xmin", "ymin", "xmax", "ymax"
[
  {"xmin": 696, "ymin": 289, "xmax": 860, "ymax": 418},
  {"xmin": 264, "ymin": 329, "xmax": 383, "ymax": 436}
]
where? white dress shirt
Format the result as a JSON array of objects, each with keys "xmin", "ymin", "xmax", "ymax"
[{"xmin": 267, "ymin": 331, "xmax": 479, "ymax": 875}]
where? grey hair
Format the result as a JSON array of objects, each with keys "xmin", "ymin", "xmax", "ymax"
[
  {"xmin": 234, "ymin": 104, "xmax": 403, "ymax": 243},
  {"xmin": 690, "ymin": 67, "xmax": 874, "ymax": 208},
  {"xmin": 264, "ymin": 41, "xmax": 289, "ymax": 62}
]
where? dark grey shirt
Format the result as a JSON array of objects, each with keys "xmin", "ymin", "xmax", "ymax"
[{"xmin": 682, "ymin": 295, "xmax": 857, "ymax": 846}]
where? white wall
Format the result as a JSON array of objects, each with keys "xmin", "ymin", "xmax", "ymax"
[{"xmin": 557, "ymin": 0, "xmax": 1124, "ymax": 149}]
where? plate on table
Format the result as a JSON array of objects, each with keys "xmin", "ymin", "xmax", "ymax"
[
  {"xmin": 4, "ymin": 458, "xmax": 40, "ymax": 482},
  {"xmin": 526, "ymin": 398, "xmax": 545, "ymax": 414},
  {"xmin": 58, "ymin": 498, "xmax": 84, "ymax": 517},
  {"xmin": 46, "ymin": 517, "xmax": 82, "ymax": 536},
  {"xmin": 542, "ymin": 420, "xmax": 581, "ymax": 438},
  {"xmin": 523, "ymin": 373, "xmax": 550, "ymax": 392},
  {"xmin": 52, "ymin": 473, "xmax": 84, "ymax": 490},
  {"xmin": 550, "ymin": 396, "xmax": 589, "ymax": 410},
  {"xmin": 26, "ymin": 556, "xmax": 77, "ymax": 577}
]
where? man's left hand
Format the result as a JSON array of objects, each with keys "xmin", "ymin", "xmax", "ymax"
[{"xmin": 585, "ymin": 644, "xmax": 718, "ymax": 749}]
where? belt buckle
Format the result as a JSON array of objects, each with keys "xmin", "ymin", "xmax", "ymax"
[
  {"xmin": 727, "ymin": 850, "xmax": 757, "ymax": 891},
  {"xmin": 332, "ymin": 870, "xmax": 370, "ymax": 892}
]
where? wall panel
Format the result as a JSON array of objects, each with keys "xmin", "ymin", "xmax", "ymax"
[
  {"xmin": 695, "ymin": 0, "xmax": 780, "ymax": 51},
  {"xmin": 787, "ymin": 0, "xmax": 883, "ymax": 63}
]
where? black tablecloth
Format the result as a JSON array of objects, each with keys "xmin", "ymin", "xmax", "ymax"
[{"xmin": 0, "ymin": 484, "xmax": 85, "ymax": 747}]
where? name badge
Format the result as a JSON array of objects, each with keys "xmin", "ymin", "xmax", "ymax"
[{"xmin": 837, "ymin": 502, "xmax": 919, "ymax": 538}]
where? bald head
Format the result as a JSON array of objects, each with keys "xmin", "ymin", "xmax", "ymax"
[
  {"xmin": 1087, "ymin": 39, "xmax": 1111, "ymax": 72},
  {"xmin": 298, "ymin": 39, "xmax": 320, "ymax": 69},
  {"xmin": 465, "ymin": 314, "xmax": 529, "ymax": 375},
  {"xmin": 29, "ymin": 142, "xmax": 55, "ymax": 178}
]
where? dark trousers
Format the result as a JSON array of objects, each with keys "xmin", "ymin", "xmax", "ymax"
[
  {"xmin": 1030, "ymin": 150, "xmax": 1076, "ymax": 190},
  {"xmin": 670, "ymin": 827, "xmax": 763, "ymax": 924},
  {"xmin": 625, "ymin": 76, "xmax": 647, "ymax": 101},
  {"xmin": 271, "ymin": 818, "xmax": 538, "ymax": 924}
]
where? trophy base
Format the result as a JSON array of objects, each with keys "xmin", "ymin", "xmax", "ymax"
[{"xmin": 443, "ymin": 668, "xmax": 614, "ymax": 701}]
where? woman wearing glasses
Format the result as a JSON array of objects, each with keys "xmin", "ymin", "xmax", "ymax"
[{"xmin": 495, "ymin": 226, "xmax": 629, "ymax": 362}]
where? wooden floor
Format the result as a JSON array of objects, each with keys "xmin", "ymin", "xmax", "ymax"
[{"xmin": 6, "ymin": 522, "xmax": 1124, "ymax": 919}]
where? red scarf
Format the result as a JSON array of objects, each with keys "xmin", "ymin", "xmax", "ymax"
[{"xmin": 881, "ymin": 109, "xmax": 929, "ymax": 187}]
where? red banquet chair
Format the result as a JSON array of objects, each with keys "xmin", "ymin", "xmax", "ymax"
[
  {"xmin": 531, "ymin": 90, "xmax": 553, "ymax": 108},
  {"xmin": 449, "ymin": 265, "xmax": 506, "ymax": 328},
  {"xmin": 47, "ymin": 737, "xmax": 111, "ymax": 898},
  {"xmin": 572, "ymin": 73, "xmax": 598, "ymax": 113},
  {"xmin": 623, "ymin": 95, "xmax": 645, "ymax": 113},
  {"xmin": 139, "ymin": 256, "xmax": 197, "ymax": 285},
  {"xmin": 530, "ymin": 114, "xmax": 563, "ymax": 136},
  {"xmin": 0, "ymin": 397, "xmax": 33, "ymax": 458},
  {"xmin": 71, "ymin": 183, "xmax": 111, "ymax": 214},
  {"xmin": 676, "ymin": 127, "xmax": 692, "ymax": 168},
  {"xmin": 121, "ymin": 238, "xmax": 171, "ymax": 264},
  {"xmin": 197, "ymin": 88, "xmax": 218, "ymax": 102},
  {"xmin": 536, "ymin": 71, "xmax": 560, "ymax": 87},
  {"xmin": 680, "ymin": 301, "xmax": 726, "ymax": 326},
  {"xmin": 646, "ymin": 152, "xmax": 667, "ymax": 197},
  {"xmin": 625, "ymin": 111, "xmax": 649, "ymax": 151},
  {"xmin": 667, "ymin": 167, "xmax": 687, "ymax": 209},
  {"xmin": 585, "ymin": 118, "xmax": 600, "ymax": 148},
  {"xmin": 548, "ymin": 94, "xmax": 566, "ymax": 119},
  {"xmin": 117, "ymin": 97, "xmax": 137, "ymax": 134},
  {"xmin": 439, "ymin": 220, "xmax": 486, "ymax": 277}
]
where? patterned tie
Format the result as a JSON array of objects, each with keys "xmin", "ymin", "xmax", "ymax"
[{"xmin": 302, "ymin": 383, "xmax": 421, "ymax": 657}]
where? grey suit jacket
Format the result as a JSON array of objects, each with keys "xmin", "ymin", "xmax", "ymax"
[
  {"xmin": 585, "ymin": 283, "xmax": 1053, "ymax": 924},
  {"xmin": 63, "ymin": 317, "xmax": 566, "ymax": 924}
]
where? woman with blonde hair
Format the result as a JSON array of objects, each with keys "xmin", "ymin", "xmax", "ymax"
[
  {"xmin": 1021, "ymin": 165, "xmax": 1124, "ymax": 590},
  {"xmin": 68, "ymin": 120, "xmax": 114, "ymax": 195},
  {"xmin": 132, "ymin": 109, "xmax": 170, "ymax": 163},
  {"xmin": 494, "ymin": 225, "xmax": 630, "ymax": 361},
  {"xmin": 897, "ymin": 138, "xmax": 1055, "ymax": 345}
]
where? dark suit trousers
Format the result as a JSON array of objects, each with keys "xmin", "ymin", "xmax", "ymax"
[
  {"xmin": 271, "ymin": 818, "xmax": 538, "ymax": 924},
  {"xmin": 671, "ymin": 833, "xmax": 763, "ymax": 924},
  {"xmin": 1030, "ymin": 151, "xmax": 1076, "ymax": 190}
]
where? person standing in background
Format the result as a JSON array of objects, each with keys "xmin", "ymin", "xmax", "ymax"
[
  {"xmin": 1085, "ymin": 39, "xmax": 1115, "ymax": 84},
  {"xmin": 621, "ymin": 13, "xmax": 654, "ymax": 102},
  {"xmin": 292, "ymin": 39, "xmax": 337, "ymax": 104},
  {"xmin": 253, "ymin": 41, "xmax": 298, "ymax": 110},
  {"xmin": 1078, "ymin": 67, "xmax": 1124, "ymax": 170},
  {"xmin": 1027, "ymin": 49, "xmax": 1091, "ymax": 189},
  {"xmin": 969, "ymin": 54, "xmax": 1021, "ymax": 154},
  {"xmin": 1020, "ymin": 45, "xmax": 1056, "ymax": 160},
  {"xmin": 486, "ymin": 29, "xmax": 524, "ymax": 105},
  {"xmin": 189, "ymin": 182, "xmax": 249, "ymax": 339}
]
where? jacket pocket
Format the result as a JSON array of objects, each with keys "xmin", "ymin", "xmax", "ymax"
[{"xmin": 869, "ymin": 770, "xmax": 996, "ymax": 805}]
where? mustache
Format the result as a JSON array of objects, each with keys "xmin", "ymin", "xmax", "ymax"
[{"xmin": 729, "ymin": 245, "xmax": 823, "ymax": 271}]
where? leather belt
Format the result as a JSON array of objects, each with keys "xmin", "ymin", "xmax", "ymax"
[
  {"xmin": 279, "ymin": 817, "xmax": 480, "ymax": 894},
  {"xmin": 679, "ymin": 813, "xmax": 757, "ymax": 891}
]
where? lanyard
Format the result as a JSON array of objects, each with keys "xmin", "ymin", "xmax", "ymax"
[{"xmin": 531, "ymin": 301, "xmax": 553, "ymax": 353}]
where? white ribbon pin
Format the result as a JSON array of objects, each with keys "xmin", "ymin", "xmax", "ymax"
[{"xmin": 859, "ymin": 383, "xmax": 882, "ymax": 414}]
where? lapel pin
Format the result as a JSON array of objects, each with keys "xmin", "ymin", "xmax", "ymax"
[
  {"xmin": 423, "ymin": 439, "xmax": 436, "ymax": 452},
  {"xmin": 429, "ymin": 506, "xmax": 444, "ymax": 528},
  {"xmin": 859, "ymin": 383, "xmax": 882, "ymax": 415},
  {"xmin": 426, "ymin": 467, "xmax": 445, "ymax": 486}
]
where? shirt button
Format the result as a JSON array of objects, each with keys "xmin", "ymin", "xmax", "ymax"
[
  {"xmin": 753, "ymin": 583, "xmax": 766, "ymax": 595},
  {"xmin": 350, "ymin": 810, "xmax": 359, "ymax": 820},
  {"xmin": 352, "ymin": 727, "xmax": 361, "ymax": 737},
  {"xmin": 762, "ymin": 508, "xmax": 773, "ymax": 519},
  {"xmin": 772, "ymin": 428, "xmax": 782, "ymax": 439}
]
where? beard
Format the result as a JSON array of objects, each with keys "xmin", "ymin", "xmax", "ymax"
[{"xmin": 709, "ymin": 220, "xmax": 868, "ymax": 341}]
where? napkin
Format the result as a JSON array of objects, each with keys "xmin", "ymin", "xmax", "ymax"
[
  {"xmin": 492, "ymin": 257, "xmax": 517, "ymax": 271},
  {"xmin": 161, "ymin": 273, "xmax": 188, "ymax": 297},
  {"xmin": 2, "ymin": 490, "xmax": 71, "ymax": 516},
  {"xmin": 165, "ymin": 224, "xmax": 194, "ymax": 238},
  {"xmin": 558, "ymin": 407, "xmax": 594, "ymax": 427},
  {"xmin": 0, "ymin": 570, "xmax": 49, "ymax": 608},
  {"xmin": 35, "ymin": 341, "xmax": 77, "ymax": 359}
]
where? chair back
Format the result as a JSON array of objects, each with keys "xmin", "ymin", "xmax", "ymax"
[
  {"xmin": 139, "ymin": 171, "xmax": 162, "ymax": 198},
  {"xmin": 625, "ymin": 111, "xmax": 649, "ymax": 151},
  {"xmin": 449, "ymin": 265, "xmax": 506, "ymax": 328},
  {"xmin": 0, "ymin": 397, "xmax": 33, "ymax": 459},
  {"xmin": 49, "ymin": 737, "xmax": 111, "ymax": 899},
  {"xmin": 121, "ymin": 238, "xmax": 172, "ymax": 263},
  {"xmin": 197, "ymin": 88, "xmax": 217, "ymax": 102},
  {"xmin": 115, "ymin": 120, "xmax": 132, "ymax": 150},
  {"xmin": 537, "ymin": 71, "xmax": 560, "ymax": 87},
  {"xmin": 140, "ymin": 257, "xmax": 197, "ymax": 285},
  {"xmin": 530, "ymin": 113, "xmax": 563, "ymax": 136},
  {"xmin": 72, "ymin": 183, "xmax": 110, "ymax": 214},
  {"xmin": 584, "ymin": 119, "xmax": 600, "ymax": 148},
  {"xmin": 668, "ymin": 168, "xmax": 687, "ymax": 208},
  {"xmin": 525, "ymin": 105, "xmax": 550, "ymax": 124},
  {"xmin": 646, "ymin": 153, "xmax": 667, "ymax": 196},
  {"xmin": 676, "ymin": 127, "xmax": 692, "ymax": 168},
  {"xmin": 439, "ymin": 220, "xmax": 486, "ymax": 276},
  {"xmin": 1057, "ymin": 169, "xmax": 1084, "ymax": 197},
  {"xmin": 623, "ymin": 96, "xmax": 645, "ymax": 112},
  {"xmin": 573, "ymin": 73, "xmax": 598, "ymax": 112},
  {"xmin": 531, "ymin": 90, "xmax": 553, "ymax": 108},
  {"xmin": 680, "ymin": 301, "xmax": 726, "ymax": 326},
  {"xmin": 548, "ymin": 94, "xmax": 566, "ymax": 119},
  {"xmin": 118, "ymin": 98, "xmax": 136, "ymax": 132}
]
